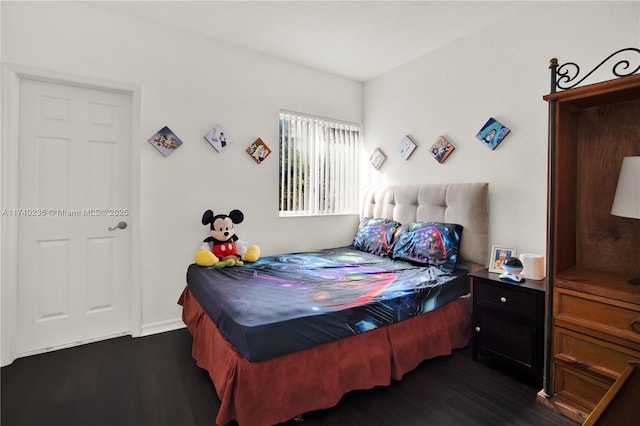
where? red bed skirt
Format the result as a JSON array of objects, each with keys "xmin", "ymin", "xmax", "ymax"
[{"xmin": 178, "ymin": 287, "xmax": 471, "ymax": 426}]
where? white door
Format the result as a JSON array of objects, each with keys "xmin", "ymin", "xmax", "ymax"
[{"xmin": 16, "ymin": 78, "xmax": 132, "ymax": 355}]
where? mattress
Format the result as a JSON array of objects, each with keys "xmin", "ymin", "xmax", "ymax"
[{"xmin": 186, "ymin": 246, "xmax": 469, "ymax": 362}]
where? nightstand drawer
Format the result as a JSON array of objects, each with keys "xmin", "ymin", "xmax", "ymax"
[
  {"xmin": 555, "ymin": 288, "xmax": 640, "ymax": 349},
  {"xmin": 474, "ymin": 282, "xmax": 537, "ymax": 321}
]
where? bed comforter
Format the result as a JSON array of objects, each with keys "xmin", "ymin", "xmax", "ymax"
[{"xmin": 186, "ymin": 246, "xmax": 468, "ymax": 361}]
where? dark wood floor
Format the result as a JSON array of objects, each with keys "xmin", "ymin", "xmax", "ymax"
[{"xmin": 2, "ymin": 328, "xmax": 577, "ymax": 426}]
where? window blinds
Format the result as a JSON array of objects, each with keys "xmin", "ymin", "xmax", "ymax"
[{"xmin": 279, "ymin": 111, "xmax": 360, "ymax": 216}]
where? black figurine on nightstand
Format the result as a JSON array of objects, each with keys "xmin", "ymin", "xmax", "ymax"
[{"xmin": 499, "ymin": 257, "xmax": 525, "ymax": 283}]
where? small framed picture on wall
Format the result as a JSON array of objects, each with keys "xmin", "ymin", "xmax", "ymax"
[
  {"xmin": 148, "ymin": 126, "xmax": 183, "ymax": 157},
  {"xmin": 476, "ymin": 117, "xmax": 510, "ymax": 150},
  {"xmin": 397, "ymin": 135, "xmax": 417, "ymax": 160},
  {"xmin": 204, "ymin": 124, "xmax": 233, "ymax": 152},
  {"xmin": 246, "ymin": 138, "xmax": 272, "ymax": 164},
  {"xmin": 430, "ymin": 136, "xmax": 455, "ymax": 164},
  {"xmin": 369, "ymin": 148, "xmax": 386, "ymax": 170}
]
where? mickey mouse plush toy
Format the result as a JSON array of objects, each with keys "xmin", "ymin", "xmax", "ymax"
[{"xmin": 194, "ymin": 209, "xmax": 260, "ymax": 268}]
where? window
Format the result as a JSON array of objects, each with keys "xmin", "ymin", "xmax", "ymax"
[{"xmin": 279, "ymin": 111, "xmax": 360, "ymax": 216}]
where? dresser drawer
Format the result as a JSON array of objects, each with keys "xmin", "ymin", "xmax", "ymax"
[
  {"xmin": 555, "ymin": 328, "xmax": 640, "ymax": 380},
  {"xmin": 555, "ymin": 288, "xmax": 640, "ymax": 349},
  {"xmin": 474, "ymin": 282, "xmax": 537, "ymax": 321},
  {"xmin": 553, "ymin": 360, "xmax": 612, "ymax": 412}
]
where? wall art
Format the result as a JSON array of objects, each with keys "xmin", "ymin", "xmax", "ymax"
[
  {"xmin": 476, "ymin": 117, "xmax": 510, "ymax": 150},
  {"xmin": 246, "ymin": 138, "xmax": 272, "ymax": 164},
  {"xmin": 204, "ymin": 124, "xmax": 232, "ymax": 152},
  {"xmin": 430, "ymin": 136, "xmax": 455, "ymax": 163},
  {"xmin": 148, "ymin": 126, "xmax": 183, "ymax": 157},
  {"xmin": 397, "ymin": 135, "xmax": 417, "ymax": 160},
  {"xmin": 369, "ymin": 148, "xmax": 386, "ymax": 170}
]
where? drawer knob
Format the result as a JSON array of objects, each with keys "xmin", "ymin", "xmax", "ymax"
[
  {"xmin": 500, "ymin": 296, "xmax": 507, "ymax": 303},
  {"xmin": 475, "ymin": 326, "xmax": 481, "ymax": 332},
  {"xmin": 631, "ymin": 320, "xmax": 640, "ymax": 334}
]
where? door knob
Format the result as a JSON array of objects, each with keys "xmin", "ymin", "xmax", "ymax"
[{"xmin": 108, "ymin": 221, "xmax": 128, "ymax": 231}]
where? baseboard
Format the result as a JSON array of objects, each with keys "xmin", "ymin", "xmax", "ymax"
[
  {"xmin": 4, "ymin": 319, "xmax": 186, "ymax": 365},
  {"xmin": 14, "ymin": 331, "xmax": 130, "ymax": 361},
  {"xmin": 140, "ymin": 318, "xmax": 186, "ymax": 337}
]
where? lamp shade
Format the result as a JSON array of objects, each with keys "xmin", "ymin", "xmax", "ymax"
[{"xmin": 611, "ymin": 156, "xmax": 640, "ymax": 219}]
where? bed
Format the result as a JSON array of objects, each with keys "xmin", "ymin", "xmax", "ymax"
[{"xmin": 179, "ymin": 182, "xmax": 489, "ymax": 426}]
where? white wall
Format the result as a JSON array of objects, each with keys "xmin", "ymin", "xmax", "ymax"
[
  {"xmin": 1, "ymin": 1, "xmax": 362, "ymax": 335},
  {"xmin": 2, "ymin": 0, "xmax": 638, "ymax": 351},
  {"xmin": 363, "ymin": 1, "xmax": 639, "ymax": 261}
]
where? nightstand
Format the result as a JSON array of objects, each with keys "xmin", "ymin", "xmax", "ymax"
[{"xmin": 470, "ymin": 270, "xmax": 546, "ymax": 387}]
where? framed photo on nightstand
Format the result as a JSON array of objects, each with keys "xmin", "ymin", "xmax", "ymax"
[{"xmin": 489, "ymin": 245, "xmax": 517, "ymax": 273}]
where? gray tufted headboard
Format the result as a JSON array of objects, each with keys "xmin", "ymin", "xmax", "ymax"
[{"xmin": 361, "ymin": 183, "xmax": 489, "ymax": 267}]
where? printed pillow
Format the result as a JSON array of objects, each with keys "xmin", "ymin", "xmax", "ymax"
[
  {"xmin": 391, "ymin": 222, "xmax": 463, "ymax": 272},
  {"xmin": 351, "ymin": 218, "xmax": 402, "ymax": 256}
]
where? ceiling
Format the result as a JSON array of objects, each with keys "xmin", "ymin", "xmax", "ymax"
[{"xmin": 92, "ymin": 1, "xmax": 529, "ymax": 82}]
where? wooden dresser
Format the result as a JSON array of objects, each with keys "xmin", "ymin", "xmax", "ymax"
[
  {"xmin": 551, "ymin": 270, "xmax": 640, "ymax": 421},
  {"xmin": 538, "ymin": 71, "xmax": 640, "ymax": 423},
  {"xmin": 583, "ymin": 361, "xmax": 640, "ymax": 426}
]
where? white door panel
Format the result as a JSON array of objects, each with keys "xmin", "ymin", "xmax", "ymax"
[{"xmin": 17, "ymin": 78, "xmax": 131, "ymax": 354}]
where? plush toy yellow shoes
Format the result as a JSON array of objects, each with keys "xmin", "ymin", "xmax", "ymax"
[
  {"xmin": 241, "ymin": 245, "xmax": 260, "ymax": 263},
  {"xmin": 194, "ymin": 246, "xmax": 260, "ymax": 267},
  {"xmin": 194, "ymin": 249, "xmax": 219, "ymax": 267}
]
